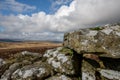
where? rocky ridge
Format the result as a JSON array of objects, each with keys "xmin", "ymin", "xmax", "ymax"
[{"xmin": 0, "ymin": 23, "xmax": 120, "ymax": 80}]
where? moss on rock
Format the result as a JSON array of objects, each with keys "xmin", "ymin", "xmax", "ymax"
[{"xmin": 59, "ymin": 47, "xmax": 73, "ymax": 56}]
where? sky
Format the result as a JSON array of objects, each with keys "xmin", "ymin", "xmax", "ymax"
[{"xmin": 0, "ymin": 0, "xmax": 120, "ymax": 41}]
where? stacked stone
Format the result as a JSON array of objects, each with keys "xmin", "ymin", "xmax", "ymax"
[{"xmin": 63, "ymin": 24, "xmax": 120, "ymax": 80}]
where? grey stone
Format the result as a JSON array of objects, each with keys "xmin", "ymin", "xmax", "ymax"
[
  {"xmin": 1, "ymin": 63, "xmax": 21, "ymax": 80},
  {"xmin": 45, "ymin": 74, "xmax": 72, "ymax": 80},
  {"xmin": 43, "ymin": 47, "xmax": 76, "ymax": 75},
  {"xmin": 21, "ymin": 51, "xmax": 42, "ymax": 57},
  {"xmin": 0, "ymin": 58, "xmax": 6, "ymax": 67},
  {"xmin": 63, "ymin": 24, "xmax": 120, "ymax": 58},
  {"xmin": 11, "ymin": 62, "xmax": 53, "ymax": 80},
  {"xmin": 98, "ymin": 69, "xmax": 120, "ymax": 80},
  {"xmin": 82, "ymin": 60, "xmax": 96, "ymax": 80}
]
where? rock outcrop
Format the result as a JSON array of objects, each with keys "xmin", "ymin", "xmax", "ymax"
[
  {"xmin": 0, "ymin": 47, "xmax": 81, "ymax": 80},
  {"xmin": 43, "ymin": 47, "xmax": 81, "ymax": 76},
  {"xmin": 63, "ymin": 24, "xmax": 120, "ymax": 58},
  {"xmin": 63, "ymin": 24, "xmax": 120, "ymax": 80},
  {"xmin": 0, "ymin": 23, "xmax": 120, "ymax": 80}
]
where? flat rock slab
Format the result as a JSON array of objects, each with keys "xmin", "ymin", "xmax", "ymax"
[{"xmin": 63, "ymin": 24, "xmax": 120, "ymax": 58}]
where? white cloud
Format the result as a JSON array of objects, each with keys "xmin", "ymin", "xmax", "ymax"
[
  {"xmin": 0, "ymin": 0, "xmax": 36, "ymax": 12},
  {"xmin": 0, "ymin": 0, "xmax": 120, "ymax": 41},
  {"xmin": 50, "ymin": 0, "xmax": 73, "ymax": 11}
]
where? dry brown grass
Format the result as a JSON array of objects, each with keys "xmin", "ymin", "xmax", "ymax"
[
  {"xmin": 0, "ymin": 41, "xmax": 62, "ymax": 49},
  {"xmin": 0, "ymin": 41, "xmax": 62, "ymax": 59}
]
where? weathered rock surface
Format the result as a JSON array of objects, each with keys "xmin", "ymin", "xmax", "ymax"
[
  {"xmin": 43, "ymin": 47, "xmax": 81, "ymax": 75},
  {"xmin": 63, "ymin": 24, "xmax": 120, "ymax": 58},
  {"xmin": 81, "ymin": 59, "xmax": 120, "ymax": 80},
  {"xmin": 1, "ymin": 63, "xmax": 22, "ymax": 80},
  {"xmin": 98, "ymin": 69, "xmax": 120, "ymax": 80},
  {"xmin": 0, "ymin": 58, "xmax": 6, "ymax": 67},
  {"xmin": 21, "ymin": 51, "xmax": 42, "ymax": 57},
  {"xmin": 63, "ymin": 24, "xmax": 120, "ymax": 80},
  {"xmin": 0, "ymin": 51, "xmax": 43, "ymax": 80},
  {"xmin": 82, "ymin": 60, "xmax": 96, "ymax": 80},
  {"xmin": 0, "ymin": 47, "xmax": 81, "ymax": 80},
  {"xmin": 11, "ymin": 62, "xmax": 53, "ymax": 80},
  {"xmin": 45, "ymin": 74, "xmax": 72, "ymax": 80}
]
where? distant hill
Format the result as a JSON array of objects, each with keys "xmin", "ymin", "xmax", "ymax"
[
  {"xmin": 0, "ymin": 39, "xmax": 62, "ymax": 43},
  {"xmin": 0, "ymin": 39, "xmax": 22, "ymax": 42}
]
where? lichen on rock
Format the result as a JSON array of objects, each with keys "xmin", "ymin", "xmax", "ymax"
[
  {"xmin": 63, "ymin": 24, "xmax": 120, "ymax": 58},
  {"xmin": 43, "ymin": 47, "xmax": 78, "ymax": 75}
]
